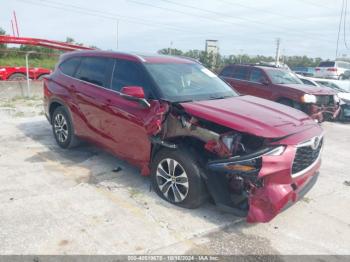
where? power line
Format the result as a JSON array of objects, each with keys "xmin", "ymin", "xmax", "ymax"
[{"xmin": 129, "ymin": 0, "xmax": 335, "ymax": 42}]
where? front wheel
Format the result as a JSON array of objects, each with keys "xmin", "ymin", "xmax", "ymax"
[{"xmin": 150, "ymin": 147, "xmax": 208, "ymax": 209}]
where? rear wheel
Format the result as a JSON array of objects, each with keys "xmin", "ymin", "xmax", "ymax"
[
  {"xmin": 150, "ymin": 147, "xmax": 208, "ymax": 209},
  {"xmin": 339, "ymin": 74, "xmax": 345, "ymax": 80},
  {"xmin": 52, "ymin": 106, "xmax": 80, "ymax": 149},
  {"xmin": 8, "ymin": 73, "xmax": 26, "ymax": 81},
  {"xmin": 37, "ymin": 74, "xmax": 49, "ymax": 80}
]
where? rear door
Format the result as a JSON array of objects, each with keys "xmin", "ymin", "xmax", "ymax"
[
  {"xmin": 221, "ymin": 66, "xmax": 250, "ymax": 94},
  {"xmin": 73, "ymin": 56, "xmax": 114, "ymax": 140}
]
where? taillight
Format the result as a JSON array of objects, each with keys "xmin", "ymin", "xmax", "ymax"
[
  {"xmin": 327, "ymin": 68, "xmax": 337, "ymax": 72},
  {"xmin": 315, "ymin": 68, "xmax": 320, "ymax": 71}
]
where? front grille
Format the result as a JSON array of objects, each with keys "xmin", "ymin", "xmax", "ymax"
[
  {"xmin": 292, "ymin": 138, "xmax": 323, "ymax": 174},
  {"xmin": 316, "ymin": 95, "xmax": 334, "ymax": 106}
]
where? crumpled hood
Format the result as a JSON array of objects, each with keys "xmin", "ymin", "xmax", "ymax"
[
  {"xmin": 180, "ymin": 95, "xmax": 317, "ymax": 138},
  {"xmin": 276, "ymin": 83, "xmax": 337, "ymax": 95}
]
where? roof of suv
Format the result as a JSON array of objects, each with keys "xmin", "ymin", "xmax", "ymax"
[{"xmin": 60, "ymin": 50, "xmax": 196, "ymax": 64}]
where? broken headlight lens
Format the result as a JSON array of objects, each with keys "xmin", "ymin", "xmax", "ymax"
[
  {"xmin": 265, "ymin": 146, "xmax": 286, "ymax": 156},
  {"xmin": 301, "ymin": 94, "xmax": 317, "ymax": 103},
  {"xmin": 220, "ymin": 133, "xmax": 242, "ymax": 154}
]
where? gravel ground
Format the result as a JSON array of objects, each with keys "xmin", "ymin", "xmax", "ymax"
[{"xmin": 0, "ymin": 97, "xmax": 349, "ymax": 255}]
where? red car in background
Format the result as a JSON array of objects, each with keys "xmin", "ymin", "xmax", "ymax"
[
  {"xmin": 0, "ymin": 66, "xmax": 51, "ymax": 80},
  {"xmin": 219, "ymin": 64, "xmax": 341, "ymax": 122},
  {"xmin": 44, "ymin": 51, "xmax": 323, "ymax": 223}
]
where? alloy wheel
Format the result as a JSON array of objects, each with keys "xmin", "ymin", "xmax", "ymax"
[
  {"xmin": 53, "ymin": 113, "xmax": 69, "ymax": 143},
  {"xmin": 156, "ymin": 158, "xmax": 189, "ymax": 203}
]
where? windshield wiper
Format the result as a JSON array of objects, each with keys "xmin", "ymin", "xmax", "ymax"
[{"xmin": 208, "ymin": 95, "xmax": 232, "ymax": 100}]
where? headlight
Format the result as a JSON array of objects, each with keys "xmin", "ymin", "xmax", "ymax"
[
  {"xmin": 265, "ymin": 146, "xmax": 286, "ymax": 156},
  {"xmin": 334, "ymin": 95, "xmax": 340, "ymax": 104},
  {"xmin": 301, "ymin": 94, "xmax": 317, "ymax": 103},
  {"xmin": 0, "ymin": 68, "xmax": 6, "ymax": 72},
  {"xmin": 221, "ymin": 134, "xmax": 236, "ymax": 153}
]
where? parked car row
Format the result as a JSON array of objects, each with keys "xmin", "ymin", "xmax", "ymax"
[
  {"xmin": 44, "ymin": 51, "xmax": 324, "ymax": 223},
  {"xmin": 0, "ymin": 66, "xmax": 51, "ymax": 81},
  {"xmin": 219, "ymin": 63, "xmax": 340, "ymax": 122},
  {"xmin": 297, "ymin": 75, "xmax": 350, "ymax": 121}
]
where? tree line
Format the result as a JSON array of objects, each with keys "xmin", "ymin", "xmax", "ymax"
[
  {"xmin": 158, "ymin": 48, "xmax": 324, "ymax": 72},
  {"xmin": 0, "ymin": 26, "xmax": 328, "ymax": 70}
]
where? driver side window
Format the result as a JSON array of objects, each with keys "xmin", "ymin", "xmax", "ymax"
[{"xmin": 111, "ymin": 59, "xmax": 154, "ymax": 99}]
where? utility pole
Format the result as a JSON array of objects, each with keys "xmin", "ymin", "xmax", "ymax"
[
  {"xmin": 116, "ymin": 20, "xmax": 119, "ymax": 50},
  {"xmin": 25, "ymin": 51, "xmax": 35, "ymax": 97},
  {"xmin": 170, "ymin": 41, "xmax": 173, "ymax": 55},
  {"xmin": 275, "ymin": 38, "xmax": 281, "ymax": 66}
]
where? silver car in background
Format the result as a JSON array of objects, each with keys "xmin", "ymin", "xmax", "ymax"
[{"xmin": 315, "ymin": 61, "xmax": 350, "ymax": 80}]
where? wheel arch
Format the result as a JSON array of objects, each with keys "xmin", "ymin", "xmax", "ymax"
[{"xmin": 48, "ymin": 99, "xmax": 72, "ymax": 125}]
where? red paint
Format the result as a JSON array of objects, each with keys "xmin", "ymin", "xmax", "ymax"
[
  {"xmin": 0, "ymin": 66, "xmax": 51, "ymax": 80},
  {"xmin": 181, "ymin": 95, "xmax": 314, "ymax": 138},
  {"xmin": 0, "ymin": 36, "xmax": 94, "ymax": 51},
  {"xmin": 44, "ymin": 51, "xmax": 323, "ymax": 223},
  {"xmin": 220, "ymin": 64, "xmax": 340, "ymax": 121},
  {"xmin": 121, "ymin": 86, "xmax": 145, "ymax": 99}
]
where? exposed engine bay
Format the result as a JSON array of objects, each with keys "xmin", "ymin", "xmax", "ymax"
[{"xmin": 151, "ymin": 103, "xmax": 274, "ymax": 216}]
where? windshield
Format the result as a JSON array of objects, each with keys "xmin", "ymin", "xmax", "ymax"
[
  {"xmin": 266, "ymin": 68, "xmax": 303, "ymax": 85},
  {"xmin": 144, "ymin": 63, "xmax": 238, "ymax": 102},
  {"xmin": 316, "ymin": 81, "xmax": 349, "ymax": 93}
]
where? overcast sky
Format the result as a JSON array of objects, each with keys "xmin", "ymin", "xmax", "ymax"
[{"xmin": 0, "ymin": 0, "xmax": 346, "ymax": 58}]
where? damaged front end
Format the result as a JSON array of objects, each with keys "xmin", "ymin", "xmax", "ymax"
[{"xmin": 152, "ymin": 101, "xmax": 322, "ymax": 223}]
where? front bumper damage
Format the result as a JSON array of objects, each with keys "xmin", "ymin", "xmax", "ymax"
[
  {"xmin": 206, "ymin": 141, "xmax": 322, "ymax": 223},
  {"xmin": 307, "ymin": 104, "xmax": 340, "ymax": 122}
]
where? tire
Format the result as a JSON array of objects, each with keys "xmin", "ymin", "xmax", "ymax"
[
  {"xmin": 51, "ymin": 106, "xmax": 80, "ymax": 149},
  {"xmin": 8, "ymin": 73, "xmax": 26, "ymax": 81},
  {"xmin": 37, "ymin": 74, "xmax": 49, "ymax": 81},
  {"xmin": 150, "ymin": 147, "xmax": 208, "ymax": 209},
  {"xmin": 278, "ymin": 98, "xmax": 294, "ymax": 108}
]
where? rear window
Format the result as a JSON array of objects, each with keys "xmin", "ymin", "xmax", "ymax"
[
  {"xmin": 318, "ymin": 61, "xmax": 335, "ymax": 67},
  {"xmin": 232, "ymin": 66, "xmax": 249, "ymax": 80},
  {"xmin": 75, "ymin": 57, "xmax": 111, "ymax": 87},
  {"xmin": 59, "ymin": 57, "xmax": 81, "ymax": 77}
]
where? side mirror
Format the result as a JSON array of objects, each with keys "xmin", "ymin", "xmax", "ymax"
[
  {"xmin": 121, "ymin": 86, "xmax": 145, "ymax": 99},
  {"xmin": 120, "ymin": 86, "xmax": 150, "ymax": 108}
]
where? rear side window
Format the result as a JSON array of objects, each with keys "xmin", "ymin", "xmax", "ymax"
[
  {"xmin": 59, "ymin": 57, "xmax": 81, "ymax": 77},
  {"xmin": 75, "ymin": 57, "xmax": 111, "ymax": 87},
  {"xmin": 220, "ymin": 66, "xmax": 233, "ymax": 77},
  {"xmin": 249, "ymin": 68, "xmax": 264, "ymax": 83},
  {"xmin": 318, "ymin": 61, "xmax": 335, "ymax": 67},
  {"xmin": 232, "ymin": 67, "xmax": 249, "ymax": 80},
  {"xmin": 111, "ymin": 59, "xmax": 153, "ymax": 98}
]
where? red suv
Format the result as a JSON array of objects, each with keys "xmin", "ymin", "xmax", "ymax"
[
  {"xmin": 219, "ymin": 64, "xmax": 340, "ymax": 122},
  {"xmin": 44, "ymin": 51, "xmax": 323, "ymax": 223}
]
